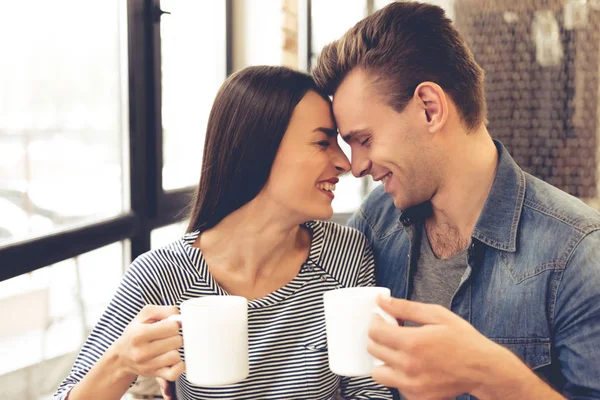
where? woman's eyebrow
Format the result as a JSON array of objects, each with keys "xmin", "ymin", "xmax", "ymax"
[{"xmin": 313, "ymin": 127, "xmax": 338, "ymax": 137}]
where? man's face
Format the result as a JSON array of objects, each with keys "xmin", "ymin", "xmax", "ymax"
[{"xmin": 332, "ymin": 68, "xmax": 441, "ymax": 210}]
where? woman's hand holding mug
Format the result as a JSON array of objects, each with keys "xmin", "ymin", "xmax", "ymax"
[{"xmin": 111, "ymin": 305, "xmax": 185, "ymax": 383}]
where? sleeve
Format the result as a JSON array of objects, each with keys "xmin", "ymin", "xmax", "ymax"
[
  {"xmin": 340, "ymin": 236, "xmax": 394, "ymax": 400},
  {"xmin": 554, "ymin": 229, "xmax": 600, "ymax": 399},
  {"xmin": 52, "ymin": 260, "xmax": 149, "ymax": 399}
]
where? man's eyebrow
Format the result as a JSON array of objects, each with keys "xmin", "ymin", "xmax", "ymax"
[
  {"xmin": 342, "ymin": 128, "xmax": 372, "ymax": 142},
  {"xmin": 313, "ymin": 127, "xmax": 338, "ymax": 137}
]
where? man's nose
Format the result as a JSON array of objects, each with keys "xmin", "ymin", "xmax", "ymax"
[{"xmin": 351, "ymin": 154, "xmax": 371, "ymax": 178}]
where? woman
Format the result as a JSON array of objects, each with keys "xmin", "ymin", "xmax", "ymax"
[{"xmin": 53, "ymin": 66, "xmax": 392, "ymax": 400}]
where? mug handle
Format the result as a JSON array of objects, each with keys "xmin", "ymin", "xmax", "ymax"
[
  {"xmin": 372, "ymin": 306, "xmax": 398, "ymax": 367},
  {"xmin": 373, "ymin": 306, "xmax": 398, "ymax": 326}
]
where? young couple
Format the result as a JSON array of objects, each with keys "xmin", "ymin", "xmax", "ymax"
[{"xmin": 55, "ymin": 2, "xmax": 600, "ymax": 399}]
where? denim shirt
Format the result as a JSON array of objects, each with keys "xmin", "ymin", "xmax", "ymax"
[{"xmin": 348, "ymin": 141, "xmax": 600, "ymax": 399}]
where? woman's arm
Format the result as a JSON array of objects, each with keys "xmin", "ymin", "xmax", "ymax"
[
  {"xmin": 67, "ymin": 305, "xmax": 183, "ymax": 400},
  {"xmin": 53, "ymin": 261, "xmax": 184, "ymax": 400}
]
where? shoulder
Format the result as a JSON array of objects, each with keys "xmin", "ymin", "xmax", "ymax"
[
  {"xmin": 128, "ymin": 238, "xmax": 194, "ymax": 283},
  {"xmin": 306, "ymin": 220, "xmax": 374, "ymax": 287},
  {"xmin": 354, "ymin": 186, "xmax": 403, "ymax": 239},
  {"xmin": 523, "ymin": 173, "xmax": 600, "ymax": 235},
  {"xmin": 307, "ymin": 220, "xmax": 370, "ymax": 253},
  {"xmin": 514, "ymin": 174, "xmax": 600, "ymax": 275}
]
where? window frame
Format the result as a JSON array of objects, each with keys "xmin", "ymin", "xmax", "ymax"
[{"xmin": 0, "ymin": 0, "xmax": 233, "ymax": 281}]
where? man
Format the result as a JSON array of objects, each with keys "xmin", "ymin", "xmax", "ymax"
[{"xmin": 312, "ymin": 2, "xmax": 600, "ymax": 399}]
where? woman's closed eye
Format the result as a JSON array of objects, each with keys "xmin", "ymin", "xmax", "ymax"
[{"xmin": 316, "ymin": 140, "xmax": 331, "ymax": 149}]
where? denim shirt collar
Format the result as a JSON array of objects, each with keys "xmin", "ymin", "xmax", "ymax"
[
  {"xmin": 399, "ymin": 140, "xmax": 525, "ymax": 253},
  {"xmin": 472, "ymin": 140, "xmax": 525, "ymax": 252}
]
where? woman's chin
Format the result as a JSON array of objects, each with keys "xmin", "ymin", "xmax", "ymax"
[{"xmin": 309, "ymin": 206, "xmax": 334, "ymax": 221}]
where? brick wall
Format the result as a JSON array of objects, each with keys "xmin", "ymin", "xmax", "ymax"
[{"xmin": 455, "ymin": 0, "xmax": 600, "ymax": 202}]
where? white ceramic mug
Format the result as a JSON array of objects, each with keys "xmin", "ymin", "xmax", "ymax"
[
  {"xmin": 168, "ymin": 296, "xmax": 249, "ymax": 386},
  {"xmin": 323, "ymin": 287, "xmax": 398, "ymax": 377}
]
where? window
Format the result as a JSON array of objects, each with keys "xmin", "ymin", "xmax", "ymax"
[
  {"xmin": 0, "ymin": 0, "xmax": 230, "ymax": 395},
  {"xmin": 151, "ymin": 221, "xmax": 188, "ymax": 249},
  {"xmin": 233, "ymin": 0, "xmax": 284, "ymax": 69},
  {"xmin": 0, "ymin": 0, "xmax": 129, "ymax": 246},
  {"xmin": 0, "ymin": 241, "xmax": 127, "ymax": 398},
  {"xmin": 160, "ymin": 0, "xmax": 228, "ymax": 191}
]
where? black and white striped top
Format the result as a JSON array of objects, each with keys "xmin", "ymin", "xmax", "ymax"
[{"xmin": 54, "ymin": 220, "xmax": 393, "ymax": 400}]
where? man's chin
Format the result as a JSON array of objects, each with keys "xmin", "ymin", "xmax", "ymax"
[
  {"xmin": 390, "ymin": 194, "xmax": 419, "ymax": 212},
  {"xmin": 390, "ymin": 194, "xmax": 405, "ymax": 210}
]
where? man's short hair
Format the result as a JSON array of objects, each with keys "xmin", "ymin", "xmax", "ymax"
[{"xmin": 312, "ymin": 1, "xmax": 487, "ymax": 130}]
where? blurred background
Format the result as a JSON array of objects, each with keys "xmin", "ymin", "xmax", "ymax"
[{"xmin": 0, "ymin": 0, "xmax": 598, "ymax": 398}]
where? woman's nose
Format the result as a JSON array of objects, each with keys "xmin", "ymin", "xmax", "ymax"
[{"xmin": 334, "ymin": 151, "xmax": 351, "ymax": 174}]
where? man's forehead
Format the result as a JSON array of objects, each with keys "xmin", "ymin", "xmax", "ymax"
[
  {"xmin": 333, "ymin": 69, "xmax": 373, "ymax": 106},
  {"xmin": 332, "ymin": 73, "xmax": 376, "ymax": 137}
]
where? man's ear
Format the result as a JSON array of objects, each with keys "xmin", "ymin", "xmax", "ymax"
[{"xmin": 413, "ymin": 82, "xmax": 448, "ymax": 133}]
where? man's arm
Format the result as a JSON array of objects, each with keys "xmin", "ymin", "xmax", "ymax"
[
  {"xmin": 367, "ymin": 297, "xmax": 566, "ymax": 400},
  {"xmin": 552, "ymin": 229, "xmax": 600, "ymax": 399}
]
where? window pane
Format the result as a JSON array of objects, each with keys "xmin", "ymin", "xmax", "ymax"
[
  {"xmin": 151, "ymin": 221, "xmax": 188, "ymax": 249},
  {"xmin": 233, "ymin": 0, "xmax": 284, "ymax": 69},
  {"xmin": 161, "ymin": 0, "xmax": 227, "ymax": 191},
  {"xmin": 0, "ymin": 241, "xmax": 127, "ymax": 398},
  {"xmin": 311, "ymin": 0, "xmax": 367, "ymax": 67},
  {"xmin": 0, "ymin": 0, "xmax": 130, "ymax": 246}
]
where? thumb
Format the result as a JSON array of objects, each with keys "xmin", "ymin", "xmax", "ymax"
[
  {"xmin": 157, "ymin": 377, "xmax": 173, "ymax": 399},
  {"xmin": 138, "ymin": 305, "xmax": 179, "ymax": 323}
]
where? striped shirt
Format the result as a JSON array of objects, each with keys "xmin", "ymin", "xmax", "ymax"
[{"xmin": 54, "ymin": 220, "xmax": 393, "ymax": 399}]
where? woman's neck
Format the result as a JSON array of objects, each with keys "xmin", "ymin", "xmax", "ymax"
[{"xmin": 194, "ymin": 197, "xmax": 311, "ymax": 284}]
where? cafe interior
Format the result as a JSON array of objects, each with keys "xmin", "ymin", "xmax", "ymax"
[{"xmin": 1, "ymin": 0, "xmax": 599, "ymax": 398}]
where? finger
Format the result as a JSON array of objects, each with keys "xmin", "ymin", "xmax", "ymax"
[
  {"xmin": 147, "ymin": 350, "xmax": 183, "ymax": 372},
  {"xmin": 157, "ymin": 376, "xmax": 168, "ymax": 390},
  {"xmin": 139, "ymin": 318, "xmax": 181, "ymax": 342},
  {"xmin": 368, "ymin": 314, "xmax": 407, "ymax": 351},
  {"xmin": 145, "ymin": 335, "xmax": 184, "ymax": 359},
  {"xmin": 156, "ymin": 361, "xmax": 186, "ymax": 382},
  {"xmin": 371, "ymin": 364, "xmax": 407, "ymax": 390},
  {"xmin": 156, "ymin": 377, "xmax": 169, "ymax": 397},
  {"xmin": 366, "ymin": 339, "xmax": 405, "ymax": 369},
  {"xmin": 157, "ymin": 377, "xmax": 174, "ymax": 399},
  {"xmin": 377, "ymin": 296, "xmax": 448, "ymax": 325},
  {"xmin": 138, "ymin": 305, "xmax": 180, "ymax": 323}
]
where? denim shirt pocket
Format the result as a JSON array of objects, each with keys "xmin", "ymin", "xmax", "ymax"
[{"xmin": 490, "ymin": 337, "xmax": 552, "ymax": 370}]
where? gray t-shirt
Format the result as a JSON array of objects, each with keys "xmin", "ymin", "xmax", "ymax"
[
  {"xmin": 399, "ymin": 228, "xmax": 469, "ymax": 400},
  {"xmin": 407, "ymin": 227, "xmax": 469, "ymax": 321}
]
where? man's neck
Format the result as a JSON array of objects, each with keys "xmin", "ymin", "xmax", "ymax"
[{"xmin": 426, "ymin": 127, "xmax": 498, "ymax": 258}]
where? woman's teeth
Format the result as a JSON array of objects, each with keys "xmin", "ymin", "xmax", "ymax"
[{"xmin": 316, "ymin": 182, "xmax": 336, "ymax": 192}]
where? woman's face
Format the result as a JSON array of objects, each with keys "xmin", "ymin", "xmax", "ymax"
[{"xmin": 262, "ymin": 90, "xmax": 351, "ymax": 221}]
